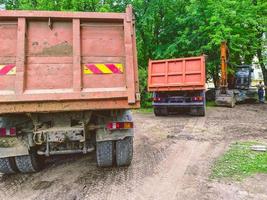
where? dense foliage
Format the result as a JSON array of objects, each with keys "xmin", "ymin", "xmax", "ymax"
[{"xmin": 1, "ymin": 0, "xmax": 266, "ymax": 106}]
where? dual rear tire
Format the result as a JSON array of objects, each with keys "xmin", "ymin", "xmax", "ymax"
[
  {"xmin": 0, "ymin": 152, "xmax": 42, "ymax": 174},
  {"xmin": 96, "ymin": 137, "xmax": 133, "ymax": 167},
  {"xmin": 0, "ymin": 157, "xmax": 18, "ymax": 174},
  {"xmin": 15, "ymin": 153, "xmax": 42, "ymax": 173},
  {"xmin": 154, "ymin": 107, "xmax": 168, "ymax": 116},
  {"xmin": 1, "ymin": 137, "xmax": 133, "ymax": 173},
  {"xmin": 154, "ymin": 106, "xmax": 206, "ymax": 117},
  {"xmin": 190, "ymin": 106, "xmax": 206, "ymax": 116}
]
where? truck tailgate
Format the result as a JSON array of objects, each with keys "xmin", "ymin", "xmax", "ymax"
[
  {"xmin": 148, "ymin": 56, "xmax": 205, "ymax": 91},
  {"xmin": 0, "ymin": 6, "xmax": 139, "ymax": 114}
]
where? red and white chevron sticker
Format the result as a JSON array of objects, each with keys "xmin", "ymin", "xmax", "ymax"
[{"xmin": 0, "ymin": 64, "xmax": 16, "ymax": 75}]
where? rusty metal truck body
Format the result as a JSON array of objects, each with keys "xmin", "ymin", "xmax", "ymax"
[
  {"xmin": 0, "ymin": 6, "xmax": 139, "ymax": 174},
  {"xmin": 148, "ymin": 56, "xmax": 206, "ymax": 116}
]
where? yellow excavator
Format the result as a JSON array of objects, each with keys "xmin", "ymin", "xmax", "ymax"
[
  {"xmin": 215, "ymin": 41, "xmax": 236, "ymax": 107},
  {"xmin": 215, "ymin": 41, "xmax": 258, "ymax": 107}
]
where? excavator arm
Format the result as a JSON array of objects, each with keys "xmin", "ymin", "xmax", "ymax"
[
  {"xmin": 215, "ymin": 41, "xmax": 236, "ymax": 107},
  {"xmin": 220, "ymin": 41, "xmax": 228, "ymax": 90}
]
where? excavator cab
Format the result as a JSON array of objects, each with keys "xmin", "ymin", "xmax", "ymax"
[
  {"xmin": 234, "ymin": 65, "xmax": 258, "ymax": 102},
  {"xmin": 235, "ymin": 65, "xmax": 253, "ymax": 90}
]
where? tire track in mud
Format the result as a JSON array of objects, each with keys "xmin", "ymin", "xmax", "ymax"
[
  {"xmin": 1, "ymin": 105, "xmax": 266, "ymax": 200},
  {"xmin": 177, "ymin": 141, "xmax": 228, "ymax": 200},
  {"xmin": 0, "ymin": 173, "xmax": 36, "ymax": 198},
  {"xmin": 100, "ymin": 115, "xmax": 226, "ymax": 200},
  {"xmin": 0, "ymin": 155, "xmax": 96, "ymax": 200},
  {"xmin": 82, "ymin": 138, "xmax": 170, "ymax": 200},
  {"xmin": 134, "ymin": 140, "xmax": 207, "ymax": 200},
  {"xmin": 85, "ymin": 116, "xmax": 212, "ymax": 200},
  {"xmin": 86, "ymin": 116, "xmax": 192, "ymax": 199},
  {"xmin": 0, "ymin": 115, "xmax": 210, "ymax": 200}
]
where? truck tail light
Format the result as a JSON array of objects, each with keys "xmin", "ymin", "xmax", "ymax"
[
  {"xmin": 153, "ymin": 97, "xmax": 161, "ymax": 102},
  {"xmin": 0, "ymin": 127, "xmax": 16, "ymax": 137},
  {"xmin": 107, "ymin": 122, "xmax": 133, "ymax": 130},
  {"xmin": 192, "ymin": 96, "xmax": 203, "ymax": 102}
]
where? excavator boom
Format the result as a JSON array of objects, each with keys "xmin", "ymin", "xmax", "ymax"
[
  {"xmin": 215, "ymin": 41, "xmax": 236, "ymax": 107},
  {"xmin": 220, "ymin": 41, "xmax": 228, "ymax": 89}
]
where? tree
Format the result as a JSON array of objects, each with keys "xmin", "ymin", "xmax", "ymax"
[
  {"xmin": 253, "ymin": 0, "xmax": 267, "ymax": 87},
  {"xmin": 1, "ymin": 0, "xmax": 266, "ymax": 106}
]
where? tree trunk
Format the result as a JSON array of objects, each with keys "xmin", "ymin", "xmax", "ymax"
[
  {"xmin": 257, "ymin": 46, "xmax": 267, "ymax": 82},
  {"xmin": 257, "ymin": 48, "xmax": 267, "ymax": 97}
]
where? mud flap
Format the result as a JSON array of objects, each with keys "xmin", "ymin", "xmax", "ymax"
[
  {"xmin": 96, "ymin": 129, "xmax": 133, "ymax": 142},
  {"xmin": 96, "ymin": 110, "xmax": 134, "ymax": 142}
]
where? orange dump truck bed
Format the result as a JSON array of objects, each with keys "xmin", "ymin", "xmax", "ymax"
[
  {"xmin": 0, "ymin": 6, "xmax": 139, "ymax": 114},
  {"xmin": 148, "ymin": 56, "xmax": 206, "ymax": 91}
]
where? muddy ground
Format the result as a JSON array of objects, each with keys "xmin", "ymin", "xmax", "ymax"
[{"xmin": 1, "ymin": 104, "xmax": 267, "ymax": 200}]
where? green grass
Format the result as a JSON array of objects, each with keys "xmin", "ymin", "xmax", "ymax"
[
  {"xmin": 206, "ymin": 100, "xmax": 216, "ymax": 107},
  {"xmin": 133, "ymin": 108, "xmax": 153, "ymax": 113},
  {"xmin": 211, "ymin": 141, "xmax": 267, "ymax": 181}
]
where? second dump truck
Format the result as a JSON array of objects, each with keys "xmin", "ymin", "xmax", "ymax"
[
  {"xmin": 148, "ymin": 56, "xmax": 206, "ymax": 116},
  {"xmin": 0, "ymin": 6, "xmax": 139, "ymax": 174}
]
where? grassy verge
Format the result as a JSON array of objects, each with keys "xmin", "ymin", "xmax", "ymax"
[
  {"xmin": 206, "ymin": 100, "xmax": 216, "ymax": 107},
  {"xmin": 211, "ymin": 141, "xmax": 267, "ymax": 181},
  {"xmin": 133, "ymin": 108, "xmax": 153, "ymax": 113}
]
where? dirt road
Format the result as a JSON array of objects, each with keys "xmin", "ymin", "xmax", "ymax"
[{"xmin": 0, "ymin": 104, "xmax": 267, "ymax": 200}]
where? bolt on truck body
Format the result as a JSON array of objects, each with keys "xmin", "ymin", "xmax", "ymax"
[
  {"xmin": 148, "ymin": 56, "xmax": 206, "ymax": 116},
  {"xmin": 0, "ymin": 5, "xmax": 140, "ymax": 174}
]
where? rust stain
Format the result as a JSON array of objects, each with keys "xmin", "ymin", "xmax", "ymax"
[
  {"xmin": 32, "ymin": 41, "xmax": 39, "ymax": 46},
  {"xmin": 36, "ymin": 41, "xmax": 73, "ymax": 56}
]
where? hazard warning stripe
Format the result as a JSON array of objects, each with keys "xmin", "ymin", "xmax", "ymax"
[
  {"xmin": 86, "ymin": 64, "xmax": 102, "ymax": 74},
  {"xmin": 84, "ymin": 63, "xmax": 123, "ymax": 74},
  {"xmin": 105, "ymin": 64, "xmax": 122, "ymax": 74},
  {"xmin": 0, "ymin": 64, "xmax": 16, "ymax": 75}
]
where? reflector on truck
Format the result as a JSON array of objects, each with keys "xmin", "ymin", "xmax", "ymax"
[
  {"xmin": 107, "ymin": 122, "xmax": 133, "ymax": 130},
  {"xmin": 0, "ymin": 64, "xmax": 16, "ymax": 75},
  {"xmin": 0, "ymin": 128, "xmax": 16, "ymax": 137},
  {"xmin": 84, "ymin": 63, "xmax": 123, "ymax": 74}
]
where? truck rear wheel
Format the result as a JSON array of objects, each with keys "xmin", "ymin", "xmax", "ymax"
[
  {"xmin": 198, "ymin": 106, "xmax": 206, "ymax": 116},
  {"xmin": 190, "ymin": 107, "xmax": 205, "ymax": 116},
  {"xmin": 154, "ymin": 108, "xmax": 161, "ymax": 116},
  {"xmin": 96, "ymin": 140, "xmax": 114, "ymax": 167},
  {"xmin": 154, "ymin": 107, "xmax": 168, "ymax": 116},
  {"xmin": 15, "ymin": 153, "xmax": 41, "ymax": 173},
  {"xmin": 116, "ymin": 137, "xmax": 133, "ymax": 167},
  {"xmin": 0, "ymin": 157, "xmax": 18, "ymax": 174}
]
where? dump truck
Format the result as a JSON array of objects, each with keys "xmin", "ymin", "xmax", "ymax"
[
  {"xmin": 148, "ymin": 56, "xmax": 206, "ymax": 116},
  {"xmin": 0, "ymin": 5, "xmax": 139, "ymax": 174}
]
